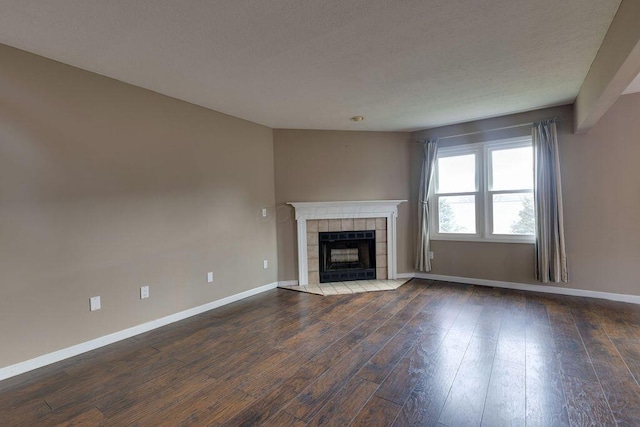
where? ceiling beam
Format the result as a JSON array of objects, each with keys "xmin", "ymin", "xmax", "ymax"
[{"xmin": 574, "ymin": 0, "xmax": 640, "ymax": 134}]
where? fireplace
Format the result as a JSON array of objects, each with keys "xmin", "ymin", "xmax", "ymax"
[
  {"xmin": 319, "ymin": 230, "xmax": 376, "ymax": 282},
  {"xmin": 287, "ymin": 200, "xmax": 406, "ymax": 286}
]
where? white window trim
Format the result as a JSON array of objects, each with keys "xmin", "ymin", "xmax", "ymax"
[{"xmin": 430, "ymin": 136, "xmax": 535, "ymax": 244}]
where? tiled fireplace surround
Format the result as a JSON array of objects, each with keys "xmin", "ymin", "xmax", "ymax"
[{"xmin": 288, "ymin": 201, "xmax": 406, "ymax": 286}]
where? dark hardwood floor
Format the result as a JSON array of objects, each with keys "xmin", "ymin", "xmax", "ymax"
[{"xmin": 2, "ymin": 279, "xmax": 640, "ymax": 426}]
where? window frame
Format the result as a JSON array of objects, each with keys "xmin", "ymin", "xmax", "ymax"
[{"xmin": 430, "ymin": 136, "xmax": 535, "ymax": 244}]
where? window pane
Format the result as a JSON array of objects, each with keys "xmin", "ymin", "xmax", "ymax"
[
  {"xmin": 437, "ymin": 154, "xmax": 476, "ymax": 193},
  {"xmin": 439, "ymin": 196, "xmax": 476, "ymax": 233},
  {"xmin": 491, "ymin": 147, "xmax": 533, "ymax": 190},
  {"xmin": 492, "ymin": 193, "xmax": 534, "ymax": 235}
]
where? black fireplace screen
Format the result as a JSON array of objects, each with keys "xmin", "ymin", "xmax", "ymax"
[{"xmin": 319, "ymin": 230, "xmax": 376, "ymax": 283}]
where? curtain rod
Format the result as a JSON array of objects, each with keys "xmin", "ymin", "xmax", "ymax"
[{"xmin": 415, "ymin": 116, "xmax": 564, "ymax": 142}]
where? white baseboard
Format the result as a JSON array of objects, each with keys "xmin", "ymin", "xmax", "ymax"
[
  {"xmin": 278, "ymin": 280, "xmax": 299, "ymax": 287},
  {"xmin": 0, "ymin": 282, "xmax": 279, "ymax": 382},
  {"xmin": 408, "ymin": 272, "xmax": 640, "ymax": 305}
]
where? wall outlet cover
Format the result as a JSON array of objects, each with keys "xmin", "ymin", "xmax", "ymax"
[
  {"xmin": 140, "ymin": 286, "xmax": 149, "ymax": 299},
  {"xmin": 263, "ymin": 259, "xmax": 268, "ymax": 269},
  {"xmin": 207, "ymin": 272, "xmax": 214, "ymax": 283}
]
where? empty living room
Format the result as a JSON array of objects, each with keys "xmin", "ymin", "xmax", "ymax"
[{"xmin": 2, "ymin": 0, "xmax": 640, "ymax": 425}]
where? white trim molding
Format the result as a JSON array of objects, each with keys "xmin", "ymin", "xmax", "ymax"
[
  {"xmin": 408, "ymin": 272, "xmax": 640, "ymax": 305},
  {"xmin": 0, "ymin": 281, "xmax": 279, "ymax": 382},
  {"xmin": 288, "ymin": 200, "xmax": 407, "ymax": 285}
]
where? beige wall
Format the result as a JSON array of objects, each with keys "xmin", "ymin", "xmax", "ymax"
[
  {"xmin": 0, "ymin": 45, "xmax": 277, "ymax": 368},
  {"xmin": 273, "ymin": 130, "xmax": 413, "ymax": 281},
  {"xmin": 413, "ymin": 96, "xmax": 640, "ymax": 296}
]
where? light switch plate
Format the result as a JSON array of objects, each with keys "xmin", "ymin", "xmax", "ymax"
[
  {"xmin": 207, "ymin": 272, "xmax": 214, "ymax": 283},
  {"xmin": 140, "ymin": 286, "xmax": 149, "ymax": 299},
  {"xmin": 90, "ymin": 296, "xmax": 101, "ymax": 311}
]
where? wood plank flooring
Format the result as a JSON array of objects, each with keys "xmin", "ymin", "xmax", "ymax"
[{"xmin": 2, "ymin": 279, "xmax": 640, "ymax": 426}]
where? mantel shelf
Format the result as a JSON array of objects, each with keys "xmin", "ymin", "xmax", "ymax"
[{"xmin": 287, "ymin": 200, "xmax": 406, "ymax": 220}]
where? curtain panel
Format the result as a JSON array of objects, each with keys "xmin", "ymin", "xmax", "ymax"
[
  {"xmin": 415, "ymin": 139, "xmax": 438, "ymax": 272},
  {"xmin": 533, "ymin": 120, "xmax": 568, "ymax": 283}
]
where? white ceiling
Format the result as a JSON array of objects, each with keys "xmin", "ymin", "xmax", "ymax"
[{"xmin": 0, "ymin": 0, "xmax": 622, "ymax": 131}]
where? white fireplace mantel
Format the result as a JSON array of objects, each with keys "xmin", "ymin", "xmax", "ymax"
[{"xmin": 288, "ymin": 200, "xmax": 407, "ymax": 285}]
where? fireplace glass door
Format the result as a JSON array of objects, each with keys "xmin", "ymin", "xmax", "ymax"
[{"xmin": 319, "ymin": 230, "xmax": 376, "ymax": 282}]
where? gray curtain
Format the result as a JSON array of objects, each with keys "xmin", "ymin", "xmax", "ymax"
[
  {"xmin": 533, "ymin": 120, "xmax": 568, "ymax": 282},
  {"xmin": 415, "ymin": 139, "xmax": 438, "ymax": 272}
]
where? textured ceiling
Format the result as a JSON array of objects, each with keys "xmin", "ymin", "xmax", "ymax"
[{"xmin": 0, "ymin": 0, "xmax": 622, "ymax": 131}]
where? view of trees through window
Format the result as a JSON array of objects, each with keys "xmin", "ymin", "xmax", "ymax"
[
  {"xmin": 511, "ymin": 196, "xmax": 535, "ymax": 234},
  {"xmin": 438, "ymin": 197, "xmax": 473, "ymax": 233},
  {"xmin": 438, "ymin": 195, "xmax": 534, "ymax": 235}
]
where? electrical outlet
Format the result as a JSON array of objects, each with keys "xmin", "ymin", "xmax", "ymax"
[
  {"xmin": 140, "ymin": 285, "xmax": 149, "ymax": 299},
  {"xmin": 261, "ymin": 208, "xmax": 268, "ymax": 218},
  {"xmin": 90, "ymin": 296, "xmax": 101, "ymax": 311},
  {"xmin": 207, "ymin": 272, "xmax": 214, "ymax": 283},
  {"xmin": 263, "ymin": 259, "xmax": 268, "ymax": 269},
  {"xmin": 428, "ymin": 251, "xmax": 434, "ymax": 259}
]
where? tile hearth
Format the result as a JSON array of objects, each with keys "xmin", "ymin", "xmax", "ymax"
[{"xmin": 278, "ymin": 278, "xmax": 410, "ymax": 296}]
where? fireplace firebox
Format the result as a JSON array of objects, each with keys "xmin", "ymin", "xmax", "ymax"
[{"xmin": 319, "ymin": 230, "xmax": 376, "ymax": 283}]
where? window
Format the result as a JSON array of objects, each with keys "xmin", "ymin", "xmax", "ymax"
[{"xmin": 431, "ymin": 136, "xmax": 535, "ymax": 243}]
